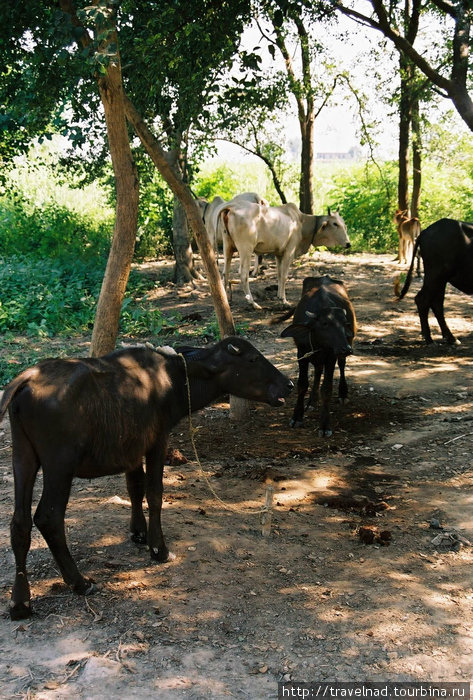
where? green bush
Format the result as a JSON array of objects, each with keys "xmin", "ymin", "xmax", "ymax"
[
  {"xmin": 134, "ymin": 156, "xmax": 174, "ymax": 259},
  {"xmin": 318, "ymin": 162, "xmax": 398, "ymax": 252},
  {"xmin": 0, "ymin": 256, "xmax": 175, "ymax": 338},
  {"xmin": 0, "ymin": 191, "xmax": 112, "ymax": 259}
]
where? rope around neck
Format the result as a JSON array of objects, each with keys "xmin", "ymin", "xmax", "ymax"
[
  {"xmin": 178, "ymin": 353, "xmax": 269, "ymax": 515},
  {"xmin": 176, "ymin": 342, "xmax": 321, "ymax": 517}
]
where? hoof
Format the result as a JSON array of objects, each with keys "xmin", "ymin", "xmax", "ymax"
[
  {"xmin": 289, "ymin": 418, "xmax": 303, "ymax": 428},
  {"xmin": 73, "ymin": 578, "xmax": 97, "ymax": 596},
  {"xmin": 130, "ymin": 531, "xmax": 147, "ymax": 545},
  {"xmin": 10, "ymin": 601, "xmax": 31, "ymax": 621},
  {"xmin": 318, "ymin": 429, "xmax": 332, "ymax": 437},
  {"xmin": 150, "ymin": 548, "xmax": 176, "ymax": 563}
]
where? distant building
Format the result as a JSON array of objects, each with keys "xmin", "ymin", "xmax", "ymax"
[{"xmin": 316, "ymin": 146, "xmax": 362, "ymax": 161}]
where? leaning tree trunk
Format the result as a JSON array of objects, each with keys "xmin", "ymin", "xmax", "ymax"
[{"xmin": 123, "ymin": 96, "xmax": 251, "ymax": 419}]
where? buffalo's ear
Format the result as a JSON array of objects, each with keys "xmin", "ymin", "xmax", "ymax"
[{"xmin": 281, "ymin": 323, "xmax": 306, "ymax": 338}]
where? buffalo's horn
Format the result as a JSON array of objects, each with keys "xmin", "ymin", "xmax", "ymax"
[
  {"xmin": 227, "ymin": 343, "xmax": 241, "ymax": 355},
  {"xmin": 305, "ymin": 310, "xmax": 316, "ymax": 318}
]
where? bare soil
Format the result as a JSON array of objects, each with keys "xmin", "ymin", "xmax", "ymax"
[{"xmin": 0, "ymin": 251, "xmax": 472, "ymax": 699}]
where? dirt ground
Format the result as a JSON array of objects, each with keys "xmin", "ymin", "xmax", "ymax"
[{"xmin": 0, "ymin": 250, "xmax": 472, "ymax": 699}]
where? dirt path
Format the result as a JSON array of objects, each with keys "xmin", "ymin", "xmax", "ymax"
[{"xmin": 0, "ymin": 251, "xmax": 472, "ymax": 699}]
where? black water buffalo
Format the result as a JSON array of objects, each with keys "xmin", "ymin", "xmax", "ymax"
[
  {"xmin": 398, "ymin": 218, "xmax": 473, "ymax": 344},
  {"xmin": 279, "ymin": 275, "xmax": 356, "ymax": 437},
  {"xmin": 0, "ymin": 337, "xmax": 293, "ymax": 620}
]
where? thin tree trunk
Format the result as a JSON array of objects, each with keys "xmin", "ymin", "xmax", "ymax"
[
  {"xmin": 300, "ymin": 117, "xmax": 314, "ymax": 214},
  {"xmin": 410, "ymin": 93, "xmax": 422, "ymax": 219},
  {"xmin": 122, "ymin": 97, "xmax": 251, "ymax": 419},
  {"xmin": 167, "ymin": 149, "xmax": 203, "ymax": 284},
  {"xmin": 172, "ymin": 196, "xmax": 198, "ymax": 284},
  {"xmin": 273, "ymin": 16, "xmax": 315, "ymax": 215},
  {"xmin": 397, "ymin": 56, "xmax": 411, "ymax": 212}
]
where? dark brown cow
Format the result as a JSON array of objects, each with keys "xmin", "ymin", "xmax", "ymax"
[
  {"xmin": 279, "ymin": 275, "xmax": 356, "ymax": 437},
  {"xmin": 0, "ymin": 337, "xmax": 293, "ymax": 619},
  {"xmin": 398, "ymin": 218, "xmax": 473, "ymax": 344}
]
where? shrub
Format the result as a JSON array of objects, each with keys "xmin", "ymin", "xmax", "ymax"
[
  {"xmin": 0, "ymin": 191, "xmax": 112, "ymax": 259},
  {"xmin": 0, "ymin": 256, "xmax": 175, "ymax": 338},
  {"xmin": 321, "ymin": 162, "xmax": 398, "ymax": 252}
]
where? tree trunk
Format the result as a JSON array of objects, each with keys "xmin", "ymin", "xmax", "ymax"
[
  {"xmin": 397, "ymin": 57, "xmax": 411, "ymax": 213},
  {"xmin": 122, "ymin": 97, "xmax": 252, "ymax": 418},
  {"xmin": 410, "ymin": 93, "xmax": 422, "ymax": 219},
  {"xmin": 167, "ymin": 149, "xmax": 203, "ymax": 285},
  {"xmin": 172, "ymin": 196, "xmax": 197, "ymax": 284},
  {"xmin": 273, "ymin": 16, "xmax": 314, "ymax": 215},
  {"xmin": 299, "ymin": 116, "xmax": 315, "ymax": 214},
  {"xmin": 124, "ymin": 95, "xmax": 234, "ymax": 337},
  {"xmin": 57, "ymin": 1, "xmax": 139, "ymax": 358},
  {"xmin": 90, "ymin": 47, "xmax": 139, "ymax": 357}
]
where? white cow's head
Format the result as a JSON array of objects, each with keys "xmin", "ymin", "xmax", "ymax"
[
  {"xmin": 196, "ymin": 197, "xmax": 209, "ymax": 218},
  {"xmin": 315, "ymin": 211, "xmax": 350, "ymax": 249}
]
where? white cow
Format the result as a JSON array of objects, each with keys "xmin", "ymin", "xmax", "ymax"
[
  {"xmin": 197, "ymin": 192, "xmax": 268, "ymax": 251},
  {"xmin": 219, "ymin": 201, "xmax": 351, "ymax": 309}
]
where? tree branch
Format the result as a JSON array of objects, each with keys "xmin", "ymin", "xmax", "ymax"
[
  {"xmin": 429, "ymin": 0, "xmax": 458, "ymax": 19},
  {"xmin": 336, "ymin": 1, "xmax": 452, "ymax": 94}
]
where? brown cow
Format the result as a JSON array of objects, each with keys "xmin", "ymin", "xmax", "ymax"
[{"xmin": 394, "ymin": 209, "xmax": 421, "ymax": 273}]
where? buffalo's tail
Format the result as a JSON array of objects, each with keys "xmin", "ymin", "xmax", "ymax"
[
  {"xmin": 269, "ymin": 307, "xmax": 296, "ymax": 325},
  {"xmin": 0, "ymin": 368, "xmax": 37, "ymax": 424},
  {"xmin": 397, "ymin": 235, "xmax": 421, "ymax": 300}
]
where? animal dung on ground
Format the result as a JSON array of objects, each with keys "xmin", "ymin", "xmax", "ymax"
[
  {"xmin": 358, "ymin": 526, "xmax": 392, "ymax": 546},
  {"xmin": 165, "ymin": 448, "xmax": 188, "ymax": 465}
]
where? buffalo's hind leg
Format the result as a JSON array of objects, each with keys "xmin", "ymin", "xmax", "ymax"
[
  {"xmin": 34, "ymin": 465, "xmax": 95, "ymax": 596},
  {"xmin": 10, "ymin": 424, "xmax": 40, "ymax": 619},
  {"xmin": 338, "ymin": 356, "xmax": 349, "ymax": 404},
  {"xmin": 290, "ymin": 352, "xmax": 310, "ymax": 428},
  {"xmin": 126, "ymin": 464, "xmax": 147, "ymax": 544},
  {"xmin": 430, "ymin": 287, "xmax": 458, "ymax": 345},
  {"xmin": 319, "ymin": 357, "xmax": 336, "ymax": 437}
]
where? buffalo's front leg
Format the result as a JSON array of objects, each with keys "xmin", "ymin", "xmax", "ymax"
[
  {"xmin": 126, "ymin": 464, "xmax": 147, "ymax": 544},
  {"xmin": 145, "ymin": 442, "xmax": 174, "ymax": 563},
  {"xmin": 290, "ymin": 352, "xmax": 310, "ymax": 427},
  {"xmin": 319, "ymin": 357, "xmax": 336, "ymax": 437}
]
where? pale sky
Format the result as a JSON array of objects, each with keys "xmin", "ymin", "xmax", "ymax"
[{"xmin": 217, "ymin": 9, "xmax": 462, "ymax": 163}]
